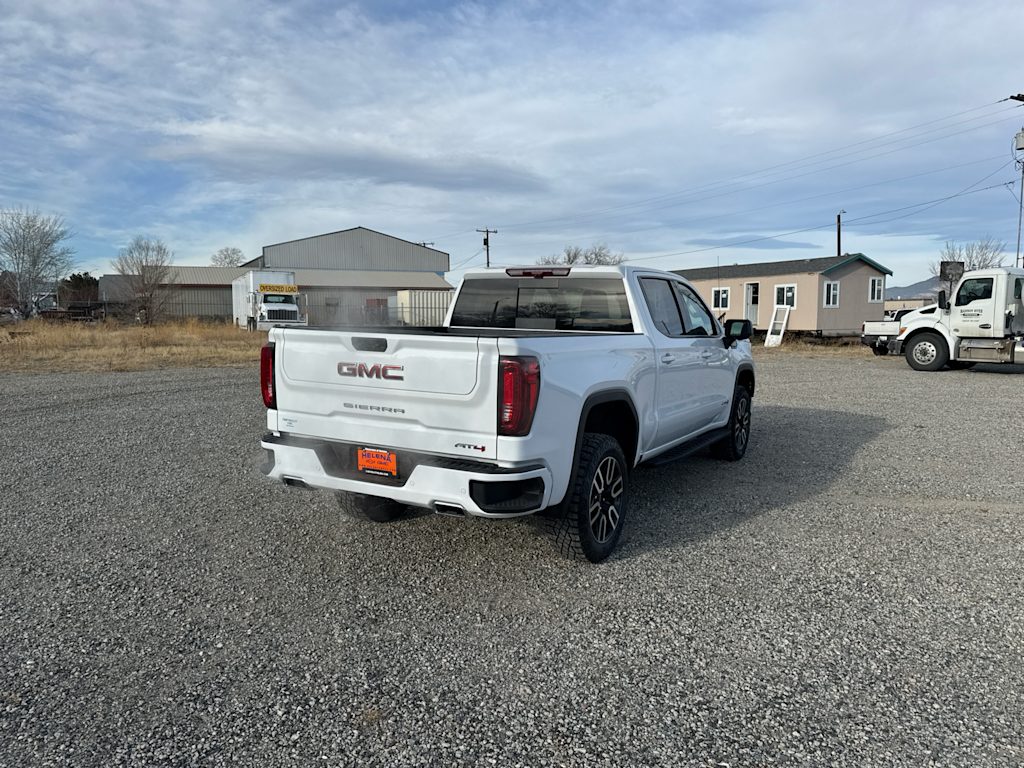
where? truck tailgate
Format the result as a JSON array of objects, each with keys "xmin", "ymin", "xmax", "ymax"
[{"xmin": 272, "ymin": 329, "xmax": 500, "ymax": 460}]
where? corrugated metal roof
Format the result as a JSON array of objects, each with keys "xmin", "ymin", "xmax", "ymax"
[
  {"xmin": 171, "ymin": 266, "xmax": 248, "ymax": 284},
  {"xmin": 242, "ymin": 227, "xmax": 450, "ymax": 272},
  {"xmin": 673, "ymin": 253, "xmax": 891, "ymax": 281},
  {"xmin": 262, "ymin": 226, "xmax": 448, "ymax": 256}
]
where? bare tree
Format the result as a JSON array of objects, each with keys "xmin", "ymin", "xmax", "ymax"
[
  {"xmin": 0, "ymin": 207, "xmax": 75, "ymax": 317},
  {"xmin": 929, "ymin": 236, "xmax": 1006, "ymax": 275},
  {"xmin": 211, "ymin": 246, "xmax": 244, "ymax": 267},
  {"xmin": 0, "ymin": 270, "xmax": 16, "ymax": 308},
  {"xmin": 112, "ymin": 236, "xmax": 175, "ymax": 324},
  {"xmin": 538, "ymin": 244, "xmax": 625, "ymax": 266},
  {"xmin": 928, "ymin": 236, "xmax": 1007, "ymax": 298}
]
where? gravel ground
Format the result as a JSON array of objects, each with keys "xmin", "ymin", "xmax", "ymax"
[{"xmin": 1, "ymin": 354, "xmax": 1022, "ymax": 767}]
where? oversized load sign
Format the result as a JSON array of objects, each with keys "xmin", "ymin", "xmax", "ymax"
[{"xmin": 258, "ymin": 284, "xmax": 298, "ymax": 293}]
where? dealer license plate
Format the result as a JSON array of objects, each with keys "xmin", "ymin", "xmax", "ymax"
[{"xmin": 357, "ymin": 447, "xmax": 399, "ymax": 478}]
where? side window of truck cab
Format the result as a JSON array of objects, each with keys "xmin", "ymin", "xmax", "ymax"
[
  {"xmin": 672, "ymin": 282, "xmax": 718, "ymax": 337},
  {"xmin": 639, "ymin": 278, "xmax": 684, "ymax": 336},
  {"xmin": 955, "ymin": 278, "xmax": 994, "ymax": 306}
]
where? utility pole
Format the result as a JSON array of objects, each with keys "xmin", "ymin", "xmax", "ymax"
[
  {"xmin": 836, "ymin": 210, "xmax": 845, "ymax": 258},
  {"xmin": 1016, "ymin": 132, "xmax": 1024, "ymax": 269},
  {"xmin": 476, "ymin": 228, "xmax": 496, "ymax": 268},
  {"xmin": 1011, "ymin": 95, "xmax": 1024, "ymax": 268}
]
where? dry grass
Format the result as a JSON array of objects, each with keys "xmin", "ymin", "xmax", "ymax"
[
  {"xmin": 0, "ymin": 318, "xmax": 266, "ymax": 374},
  {"xmin": 0, "ymin": 319, "xmax": 875, "ymax": 374},
  {"xmin": 752, "ymin": 337, "xmax": 874, "ymax": 359}
]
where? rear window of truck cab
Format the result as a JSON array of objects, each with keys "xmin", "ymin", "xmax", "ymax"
[{"xmin": 450, "ymin": 277, "xmax": 634, "ymax": 332}]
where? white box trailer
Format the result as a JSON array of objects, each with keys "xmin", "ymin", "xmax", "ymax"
[
  {"xmin": 387, "ymin": 289, "xmax": 453, "ymax": 326},
  {"xmin": 232, "ymin": 270, "xmax": 308, "ymax": 331}
]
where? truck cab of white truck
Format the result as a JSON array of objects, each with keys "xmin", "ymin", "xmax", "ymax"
[
  {"xmin": 896, "ymin": 266, "xmax": 1024, "ymax": 370},
  {"xmin": 232, "ymin": 270, "xmax": 309, "ymax": 332},
  {"xmin": 256, "ymin": 291, "xmax": 302, "ymax": 325}
]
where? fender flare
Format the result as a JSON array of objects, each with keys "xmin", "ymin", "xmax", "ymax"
[
  {"xmin": 735, "ymin": 362, "xmax": 756, "ymax": 396},
  {"xmin": 550, "ymin": 389, "xmax": 640, "ymax": 514},
  {"xmin": 902, "ymin": 324, "xmax": 953, "ymax": 358}
]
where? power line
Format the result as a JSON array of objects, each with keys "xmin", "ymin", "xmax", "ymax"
[
  {"xmin": 450, "ymin": 248, "xmax": 484, "ymax": 270},
  {"xmin": 848, "ymin": 161, "xmax": 1013, "ymax": 227},
  {"xmin": 430, "ymin": 96, "xmax": 1024, "ymax": 265},
  {"xmin": 490, "ymin": 104, "xmax": 1022, "ymax": 233},
  {"xmin": 623, "ymin": 179, "xmax": 1015, "ymax": 265},
  {"xmin": 499, "ymin": 154, "xmax": 1009, "ymax": 256},
  {"xmin": 429, "ymin": 99, "xmax": 1020, "ymax": 243},
  {"xmin": 501, "ymin": 111, "xmax": 1022, "ymax": 236}
]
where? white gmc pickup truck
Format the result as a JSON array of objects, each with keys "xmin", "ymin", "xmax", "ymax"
[{"xmin": 259, "ymin": 265, "xmax": 755, "ymax": 562}]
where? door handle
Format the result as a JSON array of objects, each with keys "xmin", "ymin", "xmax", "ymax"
[
  {"xmin": 700, "ymin": 349, "xmax": 714, "ymax": 359},
  {"xmin": 979, "ymin": 323, "xmax": 992, "ymax": 329},
  {"xmin": 661, "ymin": 353, "xmax": 675, "ymax": 364}
]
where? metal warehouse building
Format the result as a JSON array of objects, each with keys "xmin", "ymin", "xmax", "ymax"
[
  {"xmin": 99, "ymin": 227, "xmax": 455, "ymax": 325},
  {"xmin": 247, "ymin": 227, "xmax": 449, "ymax": 273}
]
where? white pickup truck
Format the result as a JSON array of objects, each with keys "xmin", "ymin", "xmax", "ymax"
[
  {"xmin": 259, "ymin": 265, "xmax": 756, "ymax": 562},
  {"xmin": 860, "ymin": 305, "xmax": 937, "ymax": 355}
]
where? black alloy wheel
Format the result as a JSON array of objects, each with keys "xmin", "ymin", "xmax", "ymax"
[
  {"xmin": 589, "ymin": 454, "xmax": 625, "ymax": 544},
  {"xmin": 550, "ymin": 433, "xmax": 629, "ymax": 563},
  {"xmin": 712, "ymin": 385, "xmax": 752, "ymax": 461}
]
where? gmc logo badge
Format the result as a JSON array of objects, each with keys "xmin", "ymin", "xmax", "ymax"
[{"xmin": 337, "ymin": 362, "xmax": 405, "ymax": 381}]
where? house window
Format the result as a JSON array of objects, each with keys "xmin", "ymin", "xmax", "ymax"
[
  {"xmin": 712, "ymin": 287, "xmax": 730, "ymax": 311},
  {"xmin": 869, "ymin": 277, "xmax": 884, "ymax": 303},
  {"xmin": 823, "ymin": 281, "xmax": 840, "ymax": 308},
  {"xmin": 775, "ymin": 284, "xmax": 796, "ymax": 307}
]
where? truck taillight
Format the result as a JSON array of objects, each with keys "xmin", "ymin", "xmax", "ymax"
[
  {"xmin": 260, "ymin": 344, "xmax": 276, "ymax": 409},
  {"xmin": 498, "ymin": 356, "xmax": 540, "ymax": 436}
]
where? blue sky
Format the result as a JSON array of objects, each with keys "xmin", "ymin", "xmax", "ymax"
[{"xmin": 1, "ymin": 0, "xmax": 1022, "ymax": 286}]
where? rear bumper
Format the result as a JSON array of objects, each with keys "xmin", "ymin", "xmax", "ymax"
[
  {"xmin": 261, "ymin": 432, "xmax": 551, "ymax": 518},
  {"xmin": 861, "ymin": 335, "xmax": 901, "ymax": 355}
]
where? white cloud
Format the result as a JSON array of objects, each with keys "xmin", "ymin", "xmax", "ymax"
[{"xmin": 0, "ymin": 0, "xmax": 1021, "ymax": 285}]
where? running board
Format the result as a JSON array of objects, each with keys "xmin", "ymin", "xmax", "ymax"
[{"xmin": 644, "ymin": 427, "xmax": 729, "ymax": 466}]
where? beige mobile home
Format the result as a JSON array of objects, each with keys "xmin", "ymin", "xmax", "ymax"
[{"xmin": 673, "ymin": 253, "xmax": 892, "ymax": 335}]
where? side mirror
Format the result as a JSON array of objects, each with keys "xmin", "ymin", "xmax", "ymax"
[
  {"xmin": 723, "ymin": 318, "xmax": 753, "ymax": 347},
  {"xmin": 937, "ymin": 290, "xmax": 948, "ymax": 311}
]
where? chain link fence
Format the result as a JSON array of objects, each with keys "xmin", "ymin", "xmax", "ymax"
[{"xmin": 93, "ymin": 296, "xmax": 452, "ymax": 327}]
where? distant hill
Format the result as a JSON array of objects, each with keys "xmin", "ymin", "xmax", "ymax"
[{"xmin": 886, "ymin": 276, "xmax": 940, "ymax": 300}]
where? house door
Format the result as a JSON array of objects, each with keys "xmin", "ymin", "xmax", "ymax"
[{"xmin": 744, "ymin": 283, "xmax": 759, "ymax": 327}]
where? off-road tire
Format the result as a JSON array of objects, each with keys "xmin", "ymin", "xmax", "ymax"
[
  {"xmin": 904, "ymin": 332, "xmax": 949, "ymax": 372},
  {"xmin": 337, "ymin": 492, "xmax": 404, "ymax": 522},
  {"xmin": 871, "ymin": 344, "xmax": 888, "ymax": 356},
  {"xmin": 550, "ymin": 433, "xmax": 629, "ymax": 563},
  {"xmin": 712, "ymin": 385, "xmax": 752, "ymax": 461}
]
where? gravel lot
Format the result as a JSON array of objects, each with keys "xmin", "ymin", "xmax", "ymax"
[{"xmin": 2, "ymin": 354, "xmax": 1022, "ymax": 767}]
